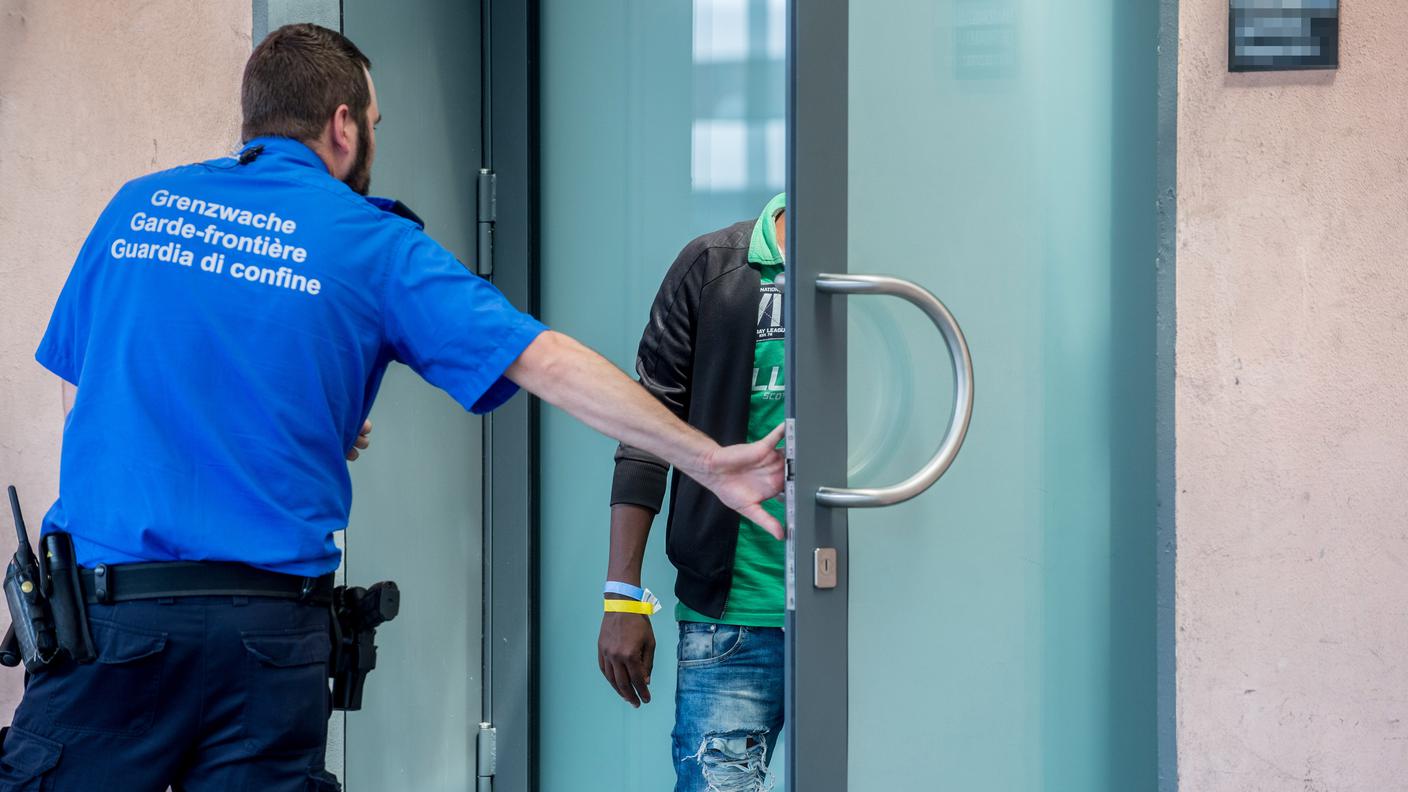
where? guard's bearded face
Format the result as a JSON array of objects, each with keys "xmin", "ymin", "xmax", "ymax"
[
  {"xmin": 345, "ymin": 71, "xmax": 378, "ymax": 196},
  {"xmin": 346, "ymin": 125, "xmax": 372, "ymax": 196}
]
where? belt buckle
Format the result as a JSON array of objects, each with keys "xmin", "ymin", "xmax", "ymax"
[{"xmin": 298, "ymin": 576, "xmax": 316, "ymax": 603}]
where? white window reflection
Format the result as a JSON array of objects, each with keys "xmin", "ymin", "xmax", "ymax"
[
  {"xmin": 765, "ymin": 118, "xmax": 785, "ymax": 191},
  {"xmin": 693, "ymin": 0, "xmax": 749, "ymax": 63},
  {"xmin": 766, "ymin": 0, "xmax": 786, "ymax": 60},
  {"xmin": 690, "ymin": 0, "xmax": 787, "ymax": 196},
  {"xmin": 693, "ymin": 120, "xmax": 749, "ymax": 192}
]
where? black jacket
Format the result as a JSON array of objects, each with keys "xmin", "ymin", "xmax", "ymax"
[{"xmin": 610, "ymin": 220, "xmax": 762, "ymax": 618}]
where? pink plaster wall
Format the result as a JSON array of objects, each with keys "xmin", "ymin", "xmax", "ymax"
[
  {"xmin": 1176, "ymin": 1, "xmax": 1408, "ymax": 788},
  {"xmin": 0, "ymin": 0, "xmax": 249, "ymax": 716}
]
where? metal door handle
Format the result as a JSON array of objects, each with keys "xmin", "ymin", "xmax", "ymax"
[{"xmin": 813, "ymin": 273, "xmax": 974, "ymax": 508}]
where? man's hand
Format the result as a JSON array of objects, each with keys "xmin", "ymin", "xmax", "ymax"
[
  {"xmin": 345, "ymin": 419, "xmax": 373, "ymax": 461},
  {"xmin": 598, "ymin": 608, "xmax": 656, "ymax": 707},
  {"xmin": 693, "ymin": 423, "xmax": 787, "ymax": 539}
]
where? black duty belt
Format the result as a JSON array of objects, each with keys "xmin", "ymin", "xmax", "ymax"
[{"xmin": 79, "ymin": 562, "xmax": 335, "ymax": 606}]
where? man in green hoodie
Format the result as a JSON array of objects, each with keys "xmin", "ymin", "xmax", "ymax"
[{"xmin": 600, "ymin": 194, "xmax": 787, "ymax": 792}]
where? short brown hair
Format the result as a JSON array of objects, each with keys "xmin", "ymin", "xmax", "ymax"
[{"xmin": 241, "ymin": 24, "xmax": 372, "ymax": 143}]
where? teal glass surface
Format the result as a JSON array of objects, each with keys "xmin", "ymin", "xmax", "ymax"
[
  {"xmin": 844, "ymin": 1, "xmax": 1159, "ymax": 789},
  {"xmin": 340, "ymin": 0, "xmax": 485, "ymax": 788},
  {"xmin": 539, "ymin": 1, "xmax": 786, "ymax": 789}
]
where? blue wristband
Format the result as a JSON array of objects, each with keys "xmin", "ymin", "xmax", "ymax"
[{"xmin": 604, "ymin": 581, "xmax": 645, "ymax": 601}]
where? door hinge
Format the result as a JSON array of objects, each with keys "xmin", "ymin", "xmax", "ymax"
[
  {"xmin": 477, "ymin": 169, "xmax": 497, "ymax": 278},
  {"xmin": 477, "ymin": 722, "xmax": 497, "ymax": 791}
]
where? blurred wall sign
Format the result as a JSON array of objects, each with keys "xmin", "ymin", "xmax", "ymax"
[
  {"xmin": 1229, "ymin": 0, "xmax": 1339, "ymax": 72},
  {"xmin": 954, "ymin": 0, "xmax": 1017, "ymax": 80}
]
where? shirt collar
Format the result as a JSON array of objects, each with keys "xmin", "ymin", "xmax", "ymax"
[
  {"xmin": 365, "ymin": 196, "xmax": 426, "ymax": 229},
  {"xmin": 748, "ymin": 192, "xmax": 787, "ymax": 268},
  {"xmin": 238, "ymin": 138, "xmax": 424, "ymax": 229},
  {"xmin": 239, "ymin": 136, "xmax": 331, "ymax": 172}
]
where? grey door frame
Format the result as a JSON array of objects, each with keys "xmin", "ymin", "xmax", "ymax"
[
  {"xmin": 1155, "ymin": 1, "xmax": 1180, "ymax": 789},
  {"xmin": 481, "ymin": 1, "xmax": 541, "ymax": 790},
  {"xmin": 782, "ymin": 1, "xmax": 850, "ymax": 790}
]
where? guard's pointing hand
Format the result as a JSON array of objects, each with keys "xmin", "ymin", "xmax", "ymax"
[{"xmin": 696, "ymin": 422, "xmax": 787, "ymax": 540}]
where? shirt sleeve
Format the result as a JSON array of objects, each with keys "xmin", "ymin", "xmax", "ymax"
[
  {"xmin": 382, "ymin": 229, "xmax": 547, "ymax": 414},
  {"xmin": 609, "ymin": 240, "xmax": 706, "ymax": 512},
  {"xmin": 35, "ymin": 207, "xmax": 109, "ymax": 385}
]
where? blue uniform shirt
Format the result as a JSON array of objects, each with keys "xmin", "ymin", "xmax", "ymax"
[{"xmin": 35, "ymin": 136, "xmax": 547, "ymax": 576}]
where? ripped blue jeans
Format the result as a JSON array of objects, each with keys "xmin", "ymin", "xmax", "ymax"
[{"xmin": 672, "ymin": 622, "xmax": 785, "ymax": 792}]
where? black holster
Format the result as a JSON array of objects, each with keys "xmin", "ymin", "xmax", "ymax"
[
  {"xmin": 1, "ymin": 532, "xmax": 96, "ymax": 671},
  {"xmin": 328, "ymin": 580, "xmax": 400, "ymax": 711},
  {"xmin": 43, "ymin": 533, "xmax": 96, "ymax": 663}
]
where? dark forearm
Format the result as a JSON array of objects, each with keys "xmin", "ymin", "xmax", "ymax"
[
  {"xmin": 606, "ymin": 504, "xmax": 654, "ymax": 587},
  {"xmin": 599, "ymin": 503, "xmax": 659, "ymax": 708}
]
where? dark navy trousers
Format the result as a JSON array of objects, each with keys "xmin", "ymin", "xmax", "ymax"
[{"xmin": 0, "ymin": 596, "xmax": 340, "ymax": 791}]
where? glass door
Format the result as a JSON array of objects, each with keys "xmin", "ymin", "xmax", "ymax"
[
  {"xmin": 537, "ymin": 2, "xmax": 787, "ymax": 790},
  {"xmin": 786, "ymin": 0, "xmax": 1162, "ymax": 790}
]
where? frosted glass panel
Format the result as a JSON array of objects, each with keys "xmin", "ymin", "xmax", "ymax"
[
  {"xmin": 539, "ymin": 2, "xmax": 785, "ymax": 790},
  {"xmin": 844, "ymin": 1, "xmax": 1159, "ymax": 790}
]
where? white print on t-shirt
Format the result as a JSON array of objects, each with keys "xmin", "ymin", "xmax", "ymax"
[
  {"xmin": 756, "ymin": 281, "xmax": 783, "ymax": 341},
  {"xmin": 104, "ymin": 190, "xmax": 322, "ymax": 296}
]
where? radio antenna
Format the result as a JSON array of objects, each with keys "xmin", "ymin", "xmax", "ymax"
[{"xmin": 7, "ymin": 486, "xmax": 35, "ymax": 569}]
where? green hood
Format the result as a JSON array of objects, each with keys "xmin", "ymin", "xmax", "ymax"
[{"xmin": 747, "ymin": 192, "xmax": 787, "ymax": 267}]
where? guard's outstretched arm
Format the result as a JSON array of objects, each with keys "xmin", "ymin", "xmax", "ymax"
[{"xmin": 506, "ymin": 330, "xmax": 785, "ymax": 538}]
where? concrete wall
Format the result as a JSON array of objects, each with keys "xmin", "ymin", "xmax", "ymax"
[
  {"xmin": 1176, "ymin": 2, "xmax": 1408, "ymax": 789},
  {"xmin": 0, "ymin": 0, "xmax": 250, "ymax": 714}
]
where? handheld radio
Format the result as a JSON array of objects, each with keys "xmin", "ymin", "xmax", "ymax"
[{"xmin": 3, "ymin": 486, "xmax": 58, "ymax": 670}]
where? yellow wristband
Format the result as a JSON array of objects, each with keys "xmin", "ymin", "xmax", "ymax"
[{"xmin": 604, "ymin": 599, "xmax": 656, "ymax": 616}]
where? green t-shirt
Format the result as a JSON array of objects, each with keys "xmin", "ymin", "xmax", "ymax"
[{"xmin": 678, "ymin": 192, "xmax": 787, "ymax": 628}]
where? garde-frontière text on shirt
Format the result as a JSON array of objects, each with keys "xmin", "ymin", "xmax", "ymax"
[{"xmin": 108, "ymin": 189, "xmax": 322, "ymax": 296}]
